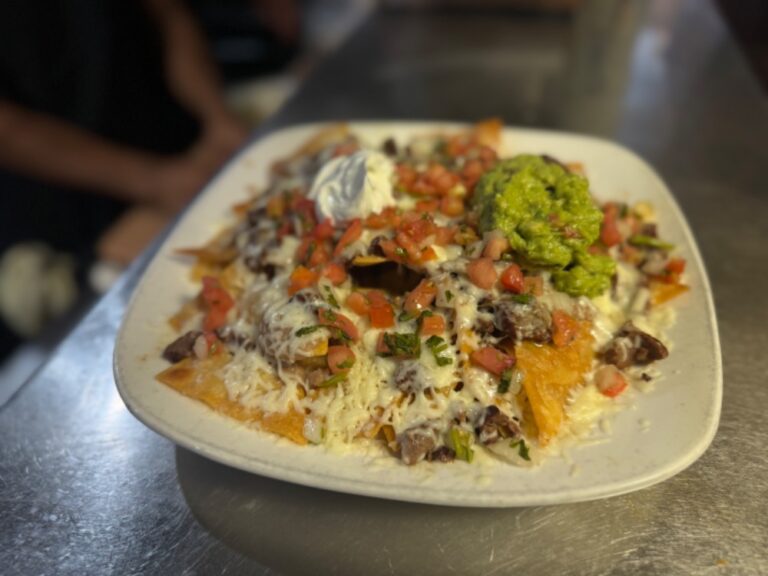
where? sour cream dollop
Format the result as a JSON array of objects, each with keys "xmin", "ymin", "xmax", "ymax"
[{"xmin": 308, "ymin": 150, "xmax": 396, "ymax": 222}]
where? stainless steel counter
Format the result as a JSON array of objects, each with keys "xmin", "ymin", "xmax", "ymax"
[{"xmin": 2, "ymin": 1, "xmax": 767, "ymax": 574}]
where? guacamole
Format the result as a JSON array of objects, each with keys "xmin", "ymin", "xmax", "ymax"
[{"xmin": 473, "ymin": 155, "xmax": 614, "ymax": 297}]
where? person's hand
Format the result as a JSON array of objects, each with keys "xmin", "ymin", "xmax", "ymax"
[
  {"xmin": 139, "ymin": 116, "xmax": 248, "ymax": 215},
  {"xmin": 200, "ymin": 113, "xmax": 250, "ymax": 163},
  {"xmin": 143, "ymin": 152, "xmax": 216, "ymax": 214}
]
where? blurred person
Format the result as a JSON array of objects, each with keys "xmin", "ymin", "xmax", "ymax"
[{"xmin": 0, "ymin": 0, "xmax": 250, "ymax": 357}]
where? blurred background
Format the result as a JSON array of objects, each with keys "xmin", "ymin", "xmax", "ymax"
[{"xmin": 0, "ymin": 0, "xmax": 765, "ymax": 401}]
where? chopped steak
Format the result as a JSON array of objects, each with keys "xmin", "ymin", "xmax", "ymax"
[
  {"xmin": 398, "ymin": 426, "xmax": 437, "ymax": 465},
  {"xmin": 474, "ymin": 405, "xmax": 521, "ymax": 445},
  {"xmin": 493, "ymin": 299, "xmax": 552, "ymax": 343},
  {"xmin": 162, "ymin": 330, "xmax": 202, "ymax": 363},
  {"xmin": 600, "ymin": 322, "xmax": 669, "ymax": 368}
]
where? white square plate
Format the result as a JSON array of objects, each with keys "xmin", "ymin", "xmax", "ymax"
[{"xmin": 114, "ymin": 122, "xmax": 722, "ymax": 507}]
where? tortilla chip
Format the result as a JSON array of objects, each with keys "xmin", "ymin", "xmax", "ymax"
[
  {"xmin": 176, "ymin": 226, "xmax": 238, "ymax": 281},
  {"xmin": 156, "ymin": 352, "xmax": 307, "ymax": 445},
  {"xmin": 472, "ymin": 118, "xmax": 503, "ymax": 150},
  {"xmin": 516, "ymin": 321, "xmax": 594, "ymax": 445}
]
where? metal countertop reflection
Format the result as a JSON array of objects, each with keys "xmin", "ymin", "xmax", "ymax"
[{"xmin": 2, "ymin": 1, "xmax": 768, "ymax": 574}]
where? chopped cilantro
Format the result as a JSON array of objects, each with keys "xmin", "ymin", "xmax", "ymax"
[
  {"xmin": 395, "ymin": 247, "xmax": 408, "ymax": 258},
  {"xmin": 322, "ymin": 308, "xmax": 337, "ymax": 322},
  {"xmin": 425, "ymin": 336, "xmax": 453, "ymax": 367},
  {"xmin": 317, "ymin": 373, "xmax": 347, "ymax": 388},
  {"xmin": 425, "ymin": 335, "xmax": 444, "ymax": 348},
  {"xmin": 498, "ymin": 369, "xmax": 514, "ymax": 394},
  {"xmin": 510, "ymin": 438, "xmax": 531, "ymax": 461},
  {"xmin": 449, "ymin": 428, "xmax": 475, "ymax": 463},
  {"xmin": 509, "ymin": 293, "xmax": 534, "ymax": 305},
  {"xmin": 379, "ymin": 332, "xmax": 421, "ymax": 359},
  {"xmin": 445, "ymin": 290, "xmax": 454, "ymax": 302},
  {"xmin": 323, "ymin": 286, "xmax": 340, "ymax": 309},
  {"xmin": 296, "ymin": 325, "xmax": 322, "ymax": 337},
  {"xmin": 398, "ymin": 310, "xmax": 417, "ymax": 322},
  {"xmin": 335, "ymin": 358, "xmax": 355, "ymax": 370},
  {"xmin": 619, "ymin": 203, "xmax": 629, "ymax": 218}
]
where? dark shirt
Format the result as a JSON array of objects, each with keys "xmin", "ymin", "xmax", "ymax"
[{"xmin": 0, "ymin": 0, "xmax": 198, "ymax": 253}]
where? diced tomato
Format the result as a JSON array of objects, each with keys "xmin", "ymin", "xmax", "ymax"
[
  {"xmin": 434, "ymin": 171, "xmax": 459, "ymax": 195},
  {"xmin": 320, "ymin": 262, "xmax": 347, "ymax": 285},
  {"xmin": 483, "ymin": 235, "xmax": 509, "ymax": 260},
  {"xmin": 420, "ymin": 314, "xmax": 445, "ymax": 336},
  {"xmin": 313, "ymin": 218, "xmax": 335, "ymax": 241},
  {"xmin": 378, "ymin": 238, "xmax": 405, "ymax": 263},
  {"xmin": 295, "ymin": 236, "xmax": 314, "ymax": 263},
  {"xmin": 412, "ymin": 179, "xmax": 438, "ymax": 196},
  {"xmin": 365, "ymin": 206, "xmax": 400, "ymax": 230},
  {"xmin": 415, "ymin": 199, "xmax": 439, "ymax": 214},
  {"xmin": 594, "ymin": 365, "xmax": 628, "ymax": 397},
  {"xmin": 470, "ymin": 347, "xmax": 516, "ymax": 376},
  {"xmin": 523, "ymin": 276, "xmax": 544, "ymax": 296},
  {"xmin": 395, "ymin": 230, "xmax": 420, "ymax": 260},
  {"xmin": 551, "ymin": 309, "xmax": 579, "ymax": 347},
  {"xmin": 396, "ymin": 164, "xmax": 417, "ymax": 190},
  {"xmin": 276, "ymin": 220, "xmax": 294, "ymax": 239},
  {"xmin": 293, "ymin": 197, "xmax": 317, "ymax": 231},
  {"xmin": 333, "ymin": 219, "xmax": 363, "ymax": 257},
  {"xmin": 345, "ymin": 291, "xmax": 370, "ymax": 315},
  {"xmin": 399, "ymin": 213, "xmax": 436, "ymax": 243},
  {"xmin": 600, "ymin": 203, "xmax": 622, "ymax": 247},
  {"xmin": 461, "ymin": 159, "xmax": 484, "ymax": 180},
  {"xmin": 466, "ymin": 257, "xmax": 498, "ymax": 290},
  {"xmin": 662, "ymin": 258, "xmax": 687, "ymax": 283},
  {"xmin": 666, "ymin": 258, "xmax": 686, "ymax": 275},
  {"xmin": 308, "ymin": 242, "xmax": 330, "ymax": 267},
  {"xmin": 365, "ymin": 290, "xmax": 394, "ymax": 328},
  {"xmin": 318, "ymin": 308, "xmax": 359, "ymax": 341},
  {"xmin": 499, "ymin": 264, "xmax": 525, "ymax": 293},
  {"xmin": 404, "ymin": 280, "xmax": 438, "ymax": 314},
  {"xmin": 439, "ymin": 196, "xmax": 464, "ymax": 217},
  {"xmin": 433, "ymin": 226, "xmax": 456, "ymax": 246},
  {"xmin": 369, "ymin": 301, "xmax": 395, "ymax": 328},
  {"xmin": 201, "ymin": 276, "xmax": 234, "ymax": 332},
  {"xmin": 426, "ymin": 163, "xmax": 446, "ymax": 182},
  {"xmin": 287, "ymin": 266, "xmax": 318, "ymax": 295},
  {"xmin": 327, "ymin": 345, "xmax": 356, "ymax": 375},
  {"xmin": 363, "ymin": 290, "xmax": 386, "ymax": 307},
  {"xmin": 365, "ymin": 210, "xmax": 389, "ymax": 229}
]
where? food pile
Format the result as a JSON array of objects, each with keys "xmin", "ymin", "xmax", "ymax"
[{"xmin": 158, "ymin": 121, "xmax": 689, "ymax": 466}]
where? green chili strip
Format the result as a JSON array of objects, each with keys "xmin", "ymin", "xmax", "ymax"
[
  {"xmin": 449, "ymin": 428, "xmax": 475, "ymax": 463},
  {"xmin": 510, "ymin": 438, "xmax": 531, "ymax": 461},
  {"xmin": 628, "ymin": 235, "xmax": 675, "ymax": 251}
]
